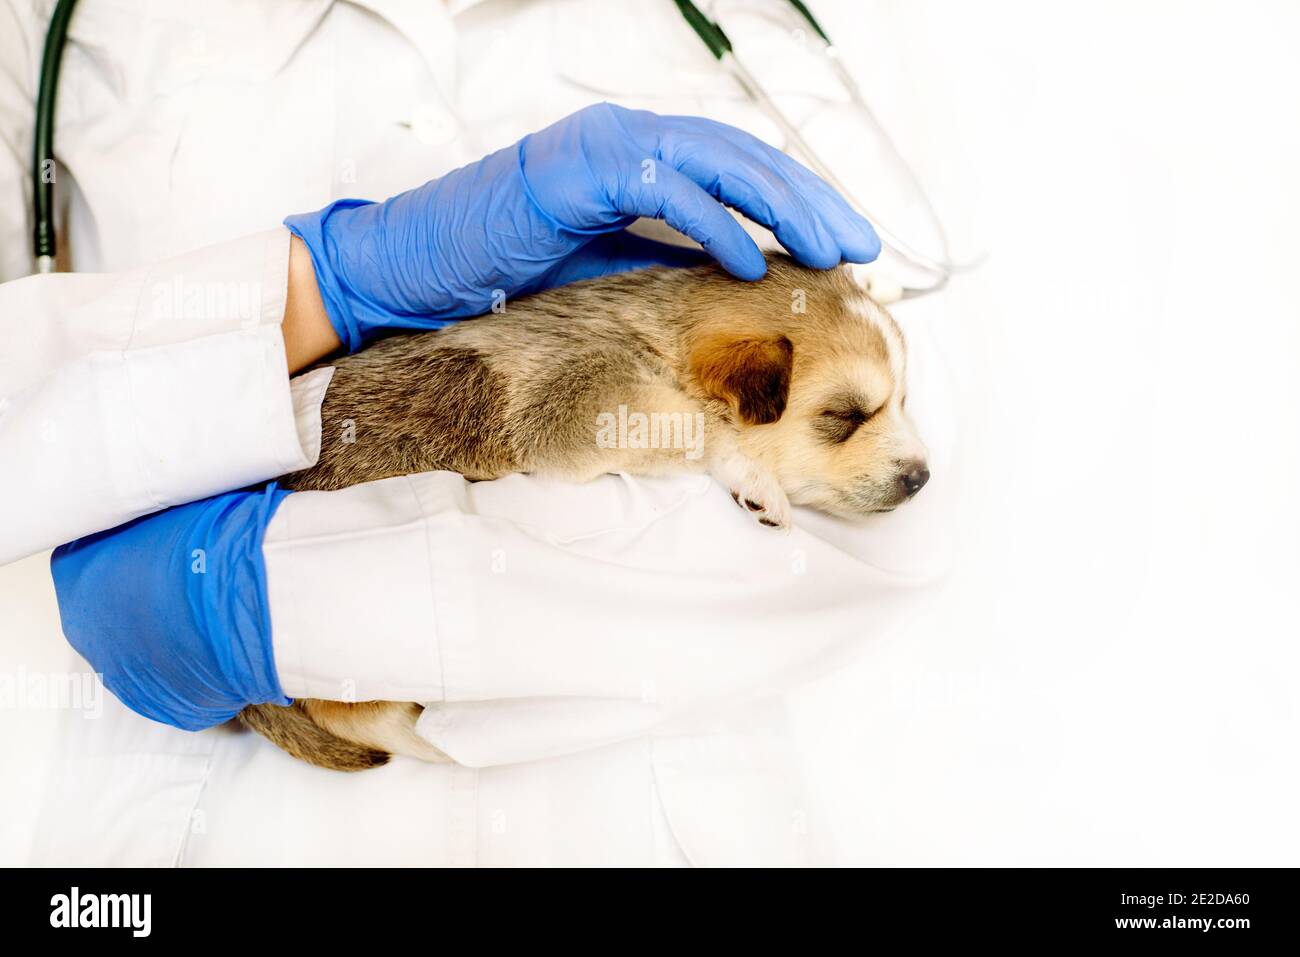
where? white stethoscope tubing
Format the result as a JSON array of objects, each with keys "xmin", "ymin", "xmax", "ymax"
[{"xmin": 720, "ymin": 48, "xmax": 955, "ymax": 299}]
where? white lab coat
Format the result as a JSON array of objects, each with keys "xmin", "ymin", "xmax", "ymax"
[{"xmin": 0, "ymin": 0, "xmax": 953, "ymax": 865}]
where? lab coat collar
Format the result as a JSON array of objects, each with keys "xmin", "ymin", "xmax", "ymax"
[{"xmin": 344, "ymin": 0, "xmax": 461, "ymax": 95}]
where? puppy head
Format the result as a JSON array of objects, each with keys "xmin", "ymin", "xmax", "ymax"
[{"xmin": 688, "ymin": 260, "xmax": 928, "ymax": 517}]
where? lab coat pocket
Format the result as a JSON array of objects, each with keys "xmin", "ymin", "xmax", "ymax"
[
  {"xmin": 30, "ymin": 752, "xmax": 211, "ymax": 867},
  {"xmin": 652, "ymin": 720, "xmax": 830, "ymax": 867},
  {"xmin": 57, "ymin": 0, "xmax": 337, "ymax": 265},
  {"xmin": 28, "ymin": 696, "xmax": 214, "ymax": 867},
  {"xmin": 64, "ymin": 0, "xmax": 333, "ymax": 96},
  {"xmin": 549, "ymin": 0, "xmax": 740, "ymax": 102}
]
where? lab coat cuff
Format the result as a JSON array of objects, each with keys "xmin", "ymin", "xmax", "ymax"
[
  {"xmin": 261, "ymin": 472, "xmax": 470, "ymax": 702},
  {"xmin": 126, "ymin": 229, "xmax": 294, "ymax": 347},
  {"xmin": 115, "ymin": 328, "xmax": 315, "ymax": 506}
]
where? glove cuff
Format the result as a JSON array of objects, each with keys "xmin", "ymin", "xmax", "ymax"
[
  {"xmin": 186, "ymin": 483, "xmax": 296, "ymax": 715},
  {"xmin": 284, "ymin": 201, "xmax": 375, "ymax": 353},
  {"xmin": 50, "ymin": 484, "xmax": 294, "ymax": 732}
]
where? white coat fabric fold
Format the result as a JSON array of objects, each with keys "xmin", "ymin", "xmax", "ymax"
[{"xmin": 265, "ymin": 468, "xmax": 937, "ymax": 767}]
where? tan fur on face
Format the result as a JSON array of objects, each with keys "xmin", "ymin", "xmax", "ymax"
[
  {"xmin": 241, "ymin": 255, "xmax": 928, "ymax": 771},
  {"xmin": 671, "ymin": 257, "xmax": 927, "ymax": 517},
  {"xmin": 734, "ymin": 288, "xmax": 927, "ymax": 517}
]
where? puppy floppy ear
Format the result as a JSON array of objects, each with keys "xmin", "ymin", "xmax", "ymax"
[{"xmin": 690, "ymin": 333, "xmax": 793, "ymax": 425}]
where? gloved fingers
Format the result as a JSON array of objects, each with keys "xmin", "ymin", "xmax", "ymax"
[
  {"xmin": 705, "ymin": 118, "xmax": 881, "ymax": 261},
  {"xmin": 667, "ymin": 144, "xmax": 843, "ymax": 270},
  {"xmin": 565, "ymin": 231, "xmax": 712, "ymax": 280},
  {"xmin": 614, "ymin": 165, "xmax": 769, "ymax": 280},
  {"xmin": 531, "ymin": 231, "xmax": 711, "ymax": 291},
  {"xmin": 666, "ymin": 116, "xmax": 882, "ymax": 265}
]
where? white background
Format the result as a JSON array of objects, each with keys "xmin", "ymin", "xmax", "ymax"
[
  {"xmin": 791, "ymin": 0, "xmax": 1300, "ymax": 864},
  {"xmin": 1, "ymin": 0, "xmax": 1297, "ymax": 866}
]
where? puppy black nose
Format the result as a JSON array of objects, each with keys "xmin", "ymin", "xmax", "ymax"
[{"xmin": 900, "ymin": 463, "xmax": 930, "ymax": 497}]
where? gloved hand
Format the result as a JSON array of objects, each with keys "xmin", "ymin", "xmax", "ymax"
[
  {"xmin": 50, "ymin": 485, "xmax": 292, "ymax": 731},
  {"xmin": 285, "ymin": 102, "xmax": 881, "ymax": 352}
]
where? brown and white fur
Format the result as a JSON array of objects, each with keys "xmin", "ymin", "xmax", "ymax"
[{"xmin": 238, "ymin": 255, "xmax": 929, "ymax": 771}]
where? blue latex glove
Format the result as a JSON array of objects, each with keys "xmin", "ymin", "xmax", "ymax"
[
  {"xmin": 50, "ymin": 485, "xmax": 292, "ymax": 731},
  {"xmin": 286, "ymin": 102, "xmax": 881, "ymax": 352}
]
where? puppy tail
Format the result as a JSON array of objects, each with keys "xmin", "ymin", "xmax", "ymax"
[{"xmin": 237, "ymin": 702, "xmax": 390, "ymax": 772}]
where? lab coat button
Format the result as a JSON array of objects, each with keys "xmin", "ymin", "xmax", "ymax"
[{"xmin": 410, "ymin": 104, "xmax": 459, "ymax": 145}]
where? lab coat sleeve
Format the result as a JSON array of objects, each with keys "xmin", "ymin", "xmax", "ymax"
[
  {"xmin": 263, "ymin": 469, "xmax": 928, "ymax": 766},
  {"xmin": 0, "ymin": 228, "xmax": 331, "ymax": 565}
]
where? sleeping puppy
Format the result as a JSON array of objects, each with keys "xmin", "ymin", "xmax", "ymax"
[{"xmin": 238, "ymin": 254, "xmax": 929, "ymax": 771}]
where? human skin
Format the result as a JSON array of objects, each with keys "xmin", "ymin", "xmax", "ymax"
[{"xmin": 282, "ymin": 235, "xmax": 342, "ymax": 372}]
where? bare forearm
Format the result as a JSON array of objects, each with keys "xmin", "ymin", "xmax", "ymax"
[{"xmin": 282, "ymin": 235, "xmax": 342, "ymax": 372}]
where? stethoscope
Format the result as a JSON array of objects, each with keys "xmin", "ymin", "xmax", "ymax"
[
  {"xmin": 674, "ymin": 0, "xmax": 963, "ymax": 301},
  {"xmin": 33, "ymin": 0, "xmax": 962, "ymax": 300},
  {"xmin": 31, "ymin": 0, "xmax": 78, "ymax": 274}
]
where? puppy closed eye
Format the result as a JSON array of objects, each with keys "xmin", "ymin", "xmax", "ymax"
[{"xmin": 814, "ymin": 404, "xmax": 873, "ymax": 443}]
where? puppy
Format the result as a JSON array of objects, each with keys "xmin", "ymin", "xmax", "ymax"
[{"xmin": 238, "ymin": 255, "xmax": 929, "ymax": 771}]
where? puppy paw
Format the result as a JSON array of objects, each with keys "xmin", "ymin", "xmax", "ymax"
[{"xmin": 724, "ymin": 472, "xmax": 792, "ymax": 530}]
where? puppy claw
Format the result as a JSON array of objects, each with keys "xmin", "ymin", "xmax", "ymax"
[
  {"xmin": 713, "ymin": 451, "xmax": 792, "ymax": 530},
  {"xmin": 721, "ymin": 477, "xmax": 791, "ymax": 529}
]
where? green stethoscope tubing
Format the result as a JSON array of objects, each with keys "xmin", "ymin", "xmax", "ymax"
[
  {"xmin": 33, "ymin": 0, "xmax": 79, "ymax": 273},
  {"xmin": 673, "ymin": 0, "xmax": 959, "ymax": 298}
]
